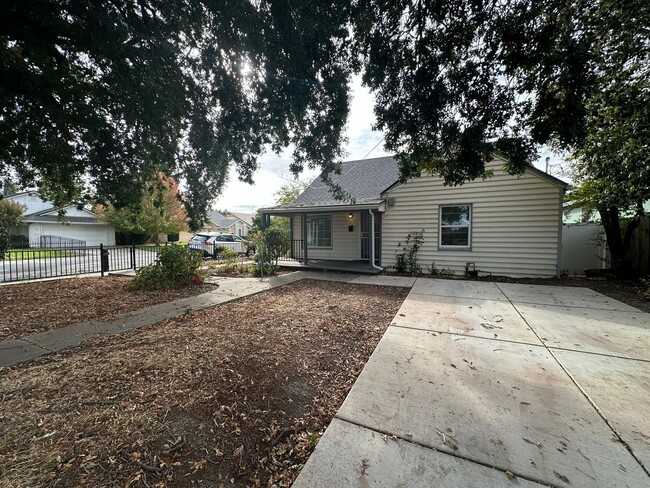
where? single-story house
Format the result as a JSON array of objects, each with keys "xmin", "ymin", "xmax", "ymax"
[
  {"xmin": 260, "ymin": 155, "xmax": 568, "ymax": 277},
  {"xmin": 204, "ymin": 210, "xmax": 254, "ymax": 237},
  {"xmin": 5, "ymin": 191, "xmax": 116, "ymax": 247}
]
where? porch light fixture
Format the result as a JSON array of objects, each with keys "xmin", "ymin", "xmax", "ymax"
[{"xmin": 348, "ymin": 213, "xmax": 353, "ymax": 219}]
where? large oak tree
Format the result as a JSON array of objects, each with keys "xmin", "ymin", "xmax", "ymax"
[
  {"xmin": 2, "ymin": 0, "xmax": 648, "ymax": 270},
  {"xmin": 1, "ymin": 0, "xmax": 354, "ymax": 228}
]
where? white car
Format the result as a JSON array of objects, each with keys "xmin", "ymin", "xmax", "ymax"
[{"xmin": 189, "ymin": 232, "xmax": 250, "ymax": 257}]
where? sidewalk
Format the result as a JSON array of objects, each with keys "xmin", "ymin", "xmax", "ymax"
[{"xmin": 0, "ymin": 271, "xmax": 415, "ymax": 368}]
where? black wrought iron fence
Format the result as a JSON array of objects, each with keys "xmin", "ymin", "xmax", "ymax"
[{"xmin": 0, "ymin": 244, "xmax": 164, "ymax": 283}]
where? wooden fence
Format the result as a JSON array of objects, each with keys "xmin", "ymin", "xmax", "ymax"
[{"xmin": 629, "ymin": 216, "xmax": 650, "ymax": 276}]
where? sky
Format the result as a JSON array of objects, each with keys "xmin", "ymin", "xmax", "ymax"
[{"xmin": 212, "ymin": 76, "xmax": 565, "ymax": 214}]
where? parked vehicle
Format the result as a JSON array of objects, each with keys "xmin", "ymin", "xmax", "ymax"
[{"xmin": 189, "ymin": 232, "xmax": 250, "ymax": 257}]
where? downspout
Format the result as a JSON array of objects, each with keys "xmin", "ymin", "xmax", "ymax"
[
  {"xmin": 556, "ymin": 188, "xmax": 565, "ymax": 277},
  {"xmin": 369, "ymin": 209, "xmax": 382, "ymax": 271}
]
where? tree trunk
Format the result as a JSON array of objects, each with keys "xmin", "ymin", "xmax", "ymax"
[{"xmin": 598, "ymin": 206, "xmax": 643, "ymax": 277}]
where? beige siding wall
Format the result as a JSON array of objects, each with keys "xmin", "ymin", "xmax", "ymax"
[
  {"xmin": 293, "ymin": 212, "xmax": 360, "ymax": 260},
  {"xmin": 381, "ymin": 159, "xmax": 564, "ymax": 277}
]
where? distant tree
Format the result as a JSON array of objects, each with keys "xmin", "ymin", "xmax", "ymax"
[
  {"xmin": 0, "ymin": 180, "xmax": 18, "ymax": 197},
  {"xmin": 96, "ymin": 174, "xmax": 189, "ymax": 243},
  {"xmin": 274, "ymin": 179, "xmax": 310, "ymax": 206},
  {"xmin": 0, "ymin": 199, "xmax": 25, "ymax": 258}
]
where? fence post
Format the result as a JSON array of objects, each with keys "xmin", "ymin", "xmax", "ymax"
[
  {"xmin": 100, "ymin": 243, "xmax": 110, "ymax": 276},
  {"xmin": 131, "ymin": 243, "xmax": 136, "ymax": 270}
]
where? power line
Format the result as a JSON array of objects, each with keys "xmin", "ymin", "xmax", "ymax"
[{"xmin": 362, "ymin": 137, "xmax": 385, "ymax": 159}]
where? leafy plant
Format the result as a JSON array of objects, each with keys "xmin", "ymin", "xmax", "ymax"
[
  {"xmin": 133, "ymin": 244, "xmax": 203, "ymax": 290},
  {"xmin": 251, "ymin": 224, "xmax": 289, "ymax": 269},
  {"xmin": 394, "ymin": 230, "xmax": 425, "ymax": 275},
  {"xmin": 219, "ymin": 248, "xmax": 242, "ymax": 272}
]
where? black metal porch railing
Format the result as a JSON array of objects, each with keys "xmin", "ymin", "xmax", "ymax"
[{"xmin": 277, "ymin": 239, "xmax": 304, "ymax": 262}]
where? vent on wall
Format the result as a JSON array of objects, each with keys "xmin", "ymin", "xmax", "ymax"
[{"xmin": 386, "ymin": 197, "xmax": 396, "ymax": 207}]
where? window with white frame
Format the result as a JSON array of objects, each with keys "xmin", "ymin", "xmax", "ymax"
[
  {"xmin": 439, "ymin": 205, "xmax": 471, "ymax": 248},
  {"xmin": 306, "ymin": 214, "xmax": 332, "ymax": 248}
]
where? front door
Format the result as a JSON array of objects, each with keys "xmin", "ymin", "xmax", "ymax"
[{"xmin": 360, "ymin": 211, "xmax": 381, "ymax": 264}]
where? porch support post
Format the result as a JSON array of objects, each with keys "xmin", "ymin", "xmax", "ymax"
[
  {"xmin": 302, "ymin": 213, "xmax": 308, "ymax": 265},
  {"xmin": 289, "ymin": 216, "xmax": 294, "ymax": 259}
]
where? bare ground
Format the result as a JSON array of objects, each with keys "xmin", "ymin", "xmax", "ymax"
[
  {"xmin": 0, "ymin": 280, "xmax": 408, "ymax": 487},
  {"xmin": 0, "ymin": 276, "xmax": 217, "ymax": 341}
]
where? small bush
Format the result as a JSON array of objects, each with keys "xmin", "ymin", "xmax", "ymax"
[
  {"xmin": 213, "ymin": 244, "xmax": 228, "ymax": 258},
  {"xmin": 133, "ymin": 244, "xmax": 203, "ymax": 290},
  {"xmin": 9, "ymin": 234, "xmax": 29, "ymax": 248},
  {"xmin": 394, "ymin": 230, "xmax": 424, "ymax": 275}
]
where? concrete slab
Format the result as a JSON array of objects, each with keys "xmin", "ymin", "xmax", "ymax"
[
  {"xmin": 0, "ymin": 338, "xmax": 50, "ymax": 367},
  {"xmin": 516, "ymin": 303, "xmax": 650, "ymax": 361},
  {"xmin": 496, "ymin": 283, "xmax": 639, "ymax": 311},
  {"xmin": 554, "ymin": 349, "xmax": 650, "ymax": 470},
  {"xmin": 25, "ymin": 321, "xmax": 123, "ymax": 352},
  {"xmin": 411, "ymin": 278, "xmax": 508, "ymax": 301},
  {"xmin": 349, "ymin": 275, "xmax": 417, "ymax": 288},
  {"xmin": 300, "ymin": 271, "xmax": 358, "ymax": 283},
  {"xmin": 393, "ymin": 293, "xmax": 541, "ymax": 345},
  {"xmin": 293, "ymin": 418, "xmax": 546, "ymax": 488},
  {"xmin": 336, "ymin": 326, "xmax": 648, "ymax": 487}
]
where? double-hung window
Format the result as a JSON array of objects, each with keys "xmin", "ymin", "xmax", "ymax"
[
  {"xmin": 306, "ymin": 214, "xmax": 332, "ymax": 248},
  {"xmin": 439, "ymin": 205, "xmax": 472, "ymax": 249}
]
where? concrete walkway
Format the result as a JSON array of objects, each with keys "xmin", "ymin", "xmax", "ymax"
[
  {"xmin": 0, "ymin": 271, "xmax": 415, "ymax": 368},
  {"xmin": 293, "ymin": 279, "xmax": 650, "ymax": 488}
]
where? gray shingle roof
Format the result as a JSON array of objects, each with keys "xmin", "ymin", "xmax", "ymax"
[{"xmin": 288, "ymin": 156, "xmax": 399, "ymax": 208}]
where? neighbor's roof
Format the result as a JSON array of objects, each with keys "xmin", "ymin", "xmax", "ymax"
[
  {"xmin": 272, "ymin": 156, "xmax": 399, "ymax": 210},
  {"xmin": 228, "ymin": 211, "xmax": 254, "ymax": 226}
]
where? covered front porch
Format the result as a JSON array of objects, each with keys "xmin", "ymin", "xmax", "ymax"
[
  {"xmin": 279, "ymin": 259, "xmax": 383, "ymax": 275},
  {"xmin": 259, "ymin": 204, "xmax": 383, "ymax": 273}
]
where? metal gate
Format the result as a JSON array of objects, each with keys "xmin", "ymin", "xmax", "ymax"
[{"xmin": 360, "ymin": 211, "xmax": 381, "ymax": 264}]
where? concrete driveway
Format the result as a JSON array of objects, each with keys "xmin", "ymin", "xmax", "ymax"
[{"xmin": 293, "ymin": 279, "xmax": 650, "ymax": 487}]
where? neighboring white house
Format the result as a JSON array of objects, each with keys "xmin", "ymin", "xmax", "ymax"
[
  {"xmin": 205, "ymin": 210, "xmax": 253, "ymax": 237},
  {"xmin": 5, "ymin": 192, "xmax": 116, "ymax": 247},
  {"xmin": 260, "ymin": 155, "xmax": 568, "ymax": 278}
]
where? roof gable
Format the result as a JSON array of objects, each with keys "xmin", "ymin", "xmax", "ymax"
[{"xmin": 290, "ymin": 156, "xmax": 399, "ymax": 208}]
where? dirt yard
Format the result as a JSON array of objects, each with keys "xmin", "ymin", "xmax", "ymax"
[
  {"xmin": 0, "ymin": 276, "xmax": 217, "ymax": 341},
  {"xmin": 0, "ymin": 280, "xmax": 408, "ymax": 487}
]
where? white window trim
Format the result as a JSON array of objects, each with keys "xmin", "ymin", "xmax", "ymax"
[
  {"xmin": 438, "ymin": 204, "xmax": 472, "ymax": 250},
  {"xmin": 306, "ymin": 213, "xmax": 333, "ymax": 249}
]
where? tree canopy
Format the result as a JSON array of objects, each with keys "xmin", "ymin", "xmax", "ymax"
[
  {"xmin": 1, "ymin": 0, "xmax": 353, "ymax": 227},
  {"xmin": 1, "ymin": 0, "xmax": 648, "ymax": 260}
]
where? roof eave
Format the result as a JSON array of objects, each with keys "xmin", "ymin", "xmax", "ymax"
[{"xmin": 260, "ymin": 202, "xmax": 382, "ymax": 214}]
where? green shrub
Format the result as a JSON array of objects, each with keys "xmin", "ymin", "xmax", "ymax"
[
  {"xmin": 394, "ymin": 230, "xmax": 424, "ymax": 275},
  {"xmin": 251, "ymin": 224, "xmax": 289, "ymax": 267},
  {"xmin": 0, "ymin": 225, "xmax": 8, "ymax": 260},
  {"xmin": 133, "ymin": 244, "xmax": 203, "ymax": 290},
  {"xmin": 219, "ymin": 247, "xmax": 243, "ymax": 272},
  {"xmin": 9, "ymin": 234, "xmax": 29, "ymax": 248},
  {"xmin": 213, "ymin": 244, "xmax": 228, "ymax": 258}
]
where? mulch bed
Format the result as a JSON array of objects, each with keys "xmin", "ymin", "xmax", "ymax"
[
  {"xmin": 0, "ymin": 280, "xmax": 408, "ymax": 487},
  {"xmin": 0, "ymin": 276, "xmax": 217, "ymax": 341}
]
